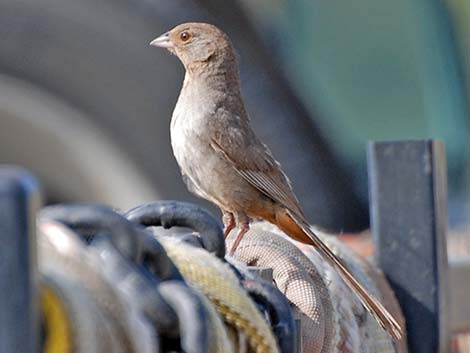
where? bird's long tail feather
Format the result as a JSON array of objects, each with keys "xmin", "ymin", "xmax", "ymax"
[{"xmin": 279, "ymin": 209, "xmax": 403, "ymax": 340}]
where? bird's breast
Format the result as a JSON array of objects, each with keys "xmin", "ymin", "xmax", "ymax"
[
  {"xmin": 170, "ymin": 105, "xmax": 218, "ymax": 183},
  {"xmin": 169, "ymin": 107, "xmax": 248, "ymax": 209},
  {"xmin": 169, "ymin": 85, "xmax": 261, "ymax": 211}
]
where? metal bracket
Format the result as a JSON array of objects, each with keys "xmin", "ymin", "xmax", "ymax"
[{"xmin": 368, "ymin": 140, "xmax": 450, "ymax": 353}]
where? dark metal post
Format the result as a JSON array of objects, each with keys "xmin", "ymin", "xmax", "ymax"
[
  {"xmin": 368, "ymin": 140, "xmax": 449, "ymax": 353},
  {"xmin": 0, "ymin": 167, "xmax": 41, "ymax": 353}
]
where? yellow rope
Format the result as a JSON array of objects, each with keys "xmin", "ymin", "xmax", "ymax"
[
  {"xmin": 160, "ymin": 238, "xmax": 279, "ymax": 353},
  {"xmin": 215, "ymin": 302, "xmax": 273, "ymax": 352},
  {"xmin": 41, "ymin": 285, "xmax": 73, "ymax": 353}
]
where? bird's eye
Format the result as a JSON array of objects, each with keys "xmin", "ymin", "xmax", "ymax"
[{"xmin": 180, "ymin": 31, "xmax": 191, "ymax": 42}]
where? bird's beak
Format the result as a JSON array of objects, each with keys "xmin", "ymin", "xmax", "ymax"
[{"xmin": 150, "ymin": 32, "xmax": 173, "ymax": 48}]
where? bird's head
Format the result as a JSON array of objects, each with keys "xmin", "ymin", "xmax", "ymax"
[{"xmin": 150, "ymin": 22, "xmax": 236, "ymax": 73}]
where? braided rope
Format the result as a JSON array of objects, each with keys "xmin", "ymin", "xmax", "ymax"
[
  {"xmin": 41, "ymin": 285, "xmax": 73, "ymax": 353},
  {"xmin": 160, "ymin": 238, "xmax": 279, "ymax": 353}
]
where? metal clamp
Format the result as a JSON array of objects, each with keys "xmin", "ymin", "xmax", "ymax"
[{"xmin": 126, "ymin": 200, "xmax": 225, "ymax": 259}]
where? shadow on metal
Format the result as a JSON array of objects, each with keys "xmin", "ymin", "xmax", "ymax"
[{"xmin": 40, "ymin": 203, "xmax": 210, "ymax": 353}]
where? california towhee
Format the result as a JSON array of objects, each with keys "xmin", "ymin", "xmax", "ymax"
[{"xmin": 151, "ymin": 22, "xmax": 402, "ymax": 339}]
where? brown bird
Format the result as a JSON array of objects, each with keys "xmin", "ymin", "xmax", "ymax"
[{"xmin": 150, "ymin": 22, "xmax": 403, "ymax": 340}]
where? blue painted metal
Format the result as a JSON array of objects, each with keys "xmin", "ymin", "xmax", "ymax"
[{"xmin": 0, "ymin": 167, "xmax": 41, "ymax": 353}]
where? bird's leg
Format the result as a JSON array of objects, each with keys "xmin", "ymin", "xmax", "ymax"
[
  {"xmin": 222, "ymin": 211, "xmax": 236, "ymax": 238},
  {"xmin": 229, "ymin": 222, "xmax": 249, "ymax": 256},
  {"xmin": 229, "ymin": 214, "xmax": 250, "ymax": 256}
]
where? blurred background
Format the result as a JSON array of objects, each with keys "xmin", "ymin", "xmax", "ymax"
[{"xmin": 0, "ymin": 0, "xmax": 468, "ymax": 233}]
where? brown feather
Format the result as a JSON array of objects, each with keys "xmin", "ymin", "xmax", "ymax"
[
  {"xmin": 210, "ymin": 138, "xmax": 304, "ymax": 217},
  {"xmin": 211, "ymin": 137, "xmax": 403, "ymax": 340},
  {"xmin": 278, "ymin": 209, "xmax": 404, "ymax": 340}
]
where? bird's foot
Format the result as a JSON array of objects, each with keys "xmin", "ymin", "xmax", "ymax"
[{"xmin": 229, "ymin": 222, "xmax": 249, "ymax": 256}]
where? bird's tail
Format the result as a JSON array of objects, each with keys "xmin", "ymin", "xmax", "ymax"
[{"xmin": 275, "ymin": 208, "xmax": 403, "ymax": 340}]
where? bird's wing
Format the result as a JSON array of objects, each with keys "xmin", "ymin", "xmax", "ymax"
[{"xmin": 210, "ymin": 120, "xmax": 304, "ymax": 217}]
